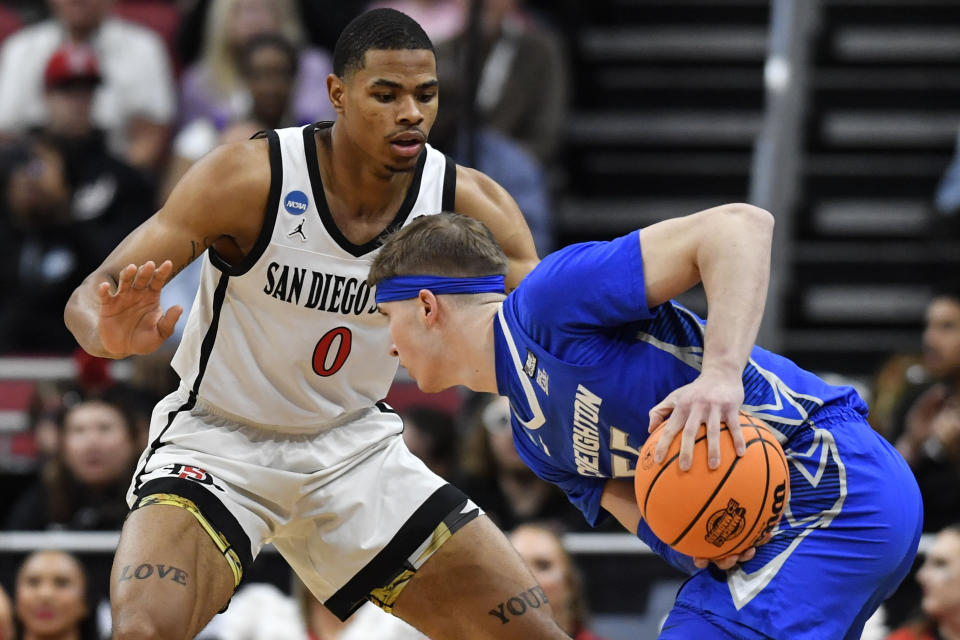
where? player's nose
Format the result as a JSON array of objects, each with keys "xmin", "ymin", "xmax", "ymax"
[{"xmin": 397, "ymin": 95, "xmax": 423, "ymax": 125}]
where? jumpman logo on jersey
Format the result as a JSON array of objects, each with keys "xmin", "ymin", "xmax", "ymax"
[{"xmin": 288, "ymin": 220, "xmax": 307, "ymax": 242}]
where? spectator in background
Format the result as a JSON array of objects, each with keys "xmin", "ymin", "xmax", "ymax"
[
  {"xmin": 0, "ymin": 43, "xmax": 155, "ymax": 354},
  {"xmin": 400, "ymin": 406, "xmax": 460, "ymax": 481},
  {"xmin": 0, "ymin": 5, "xmax": 22, "ymax": 45},
  {"xmin": 886, "ymin": 524, "xmax": 960, "ymax": 640},
  {"xmin": 294, "ymin": 573, "xmax": 430, "ymax": 640},
  {"xmin": 510, "ymin": 524, "xmax": 610, "ymax": 640},
  {"xmin": 366, "ymin": 0, "xmax": 467, "ymax": 44},
  {"xmin": 179, "ymin": 0, "xmax": 334, "ymax": 132},
  {"xmin": 5, "ymin": 397, "xmax": 138, "ymax": 530},
  {"xmin": 14, "ymin": 550, "xmax": 98, "ymax": 640},
  {"xmin": 163, "ymin": 33, "xmax": 302, "ymax": 201},
  {"xmin": 0, "ymin": 0, "xmax": 176, "ymax": 172},
  {"xmin": 870, "ymin": 353, "xmax": 928, "ymax": 443},
  {"xmin": 434, "ymin": 0, "xmax": 569, "ymax": 165},
  {"xmin": 213, "ymin": 582, "xmax": 309, "ymax": 640},
  {"xmin": 935, "ymin": 131, "xmax": 960, "ymax": 233},
  {"xmin": 457, "ymin": 395, "xmax": 588, "ymax": 532},
  {"xmin": 0, "ymin": 382, "xmax": 76, "ymax": 524},
  {"xmin": 895, "ymin": 285, "xmax": 960, "ymax": 532},
  {"xmin": 294, "ymin": 575, "xmax": 354, "ymax": 640},
  {"xmin": 428, "ymin": 69, "xmax": 554, "ymax": 253},
  {"xmin": 0, "ymin": 584, "xmax": 12, "ymax": 640}
]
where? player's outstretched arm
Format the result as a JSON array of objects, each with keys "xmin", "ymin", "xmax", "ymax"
[
  {"xmin": 639, "ymin": 204, "xmax": 775, "ymax": 471},
  {"xmin": 454, "ymin": 166, "xmax": 540, "ymax": 290},
  {"xmin": 64, "ymin": 139, "xmax": 271, "ymax": 358}
]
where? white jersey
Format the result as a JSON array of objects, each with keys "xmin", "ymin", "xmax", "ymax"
[{"xmin": 171, "ymin": 123, "xmax": 456, "ymax": 431}]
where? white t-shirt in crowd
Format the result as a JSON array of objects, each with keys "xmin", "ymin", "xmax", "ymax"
[{"xmin": 0, "ymin": 17, "xmax": 176, "ymax": 156}]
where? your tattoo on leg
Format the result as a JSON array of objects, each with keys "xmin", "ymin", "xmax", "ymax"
[{"xmin": 487, "ymin": 586, "xmax": 548, "ymax": 624}]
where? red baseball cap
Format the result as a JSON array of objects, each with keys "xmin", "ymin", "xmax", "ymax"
[{"xmin": 44, "ymin": 43, "xmax": 102, "ymax": 89}]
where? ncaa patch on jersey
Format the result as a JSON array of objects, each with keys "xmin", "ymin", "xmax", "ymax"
[{"xmin": 284, "ymin": 190, "xmax": 309, "ymax": 215}]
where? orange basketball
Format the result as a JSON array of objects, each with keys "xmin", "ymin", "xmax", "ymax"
[{"xmin": 633, "ymin": 411, "xmax": 790, "ymax": 560}]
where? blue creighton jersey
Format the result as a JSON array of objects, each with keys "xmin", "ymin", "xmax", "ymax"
[{"xmin": 492, "ymin": 230, "xmax": 867, "ymax": 526}]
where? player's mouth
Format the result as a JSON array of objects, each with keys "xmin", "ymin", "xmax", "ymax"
[{"xmin": 389, "ymin": 131, "xmax": 425, "ymax": 157}]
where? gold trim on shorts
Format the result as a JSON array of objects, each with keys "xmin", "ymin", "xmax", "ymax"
[{"xmin": 137, "ymin": 493, "xmax": 244, "ymax": 587}]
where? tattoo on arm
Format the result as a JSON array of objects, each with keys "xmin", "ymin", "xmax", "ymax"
[
  {"xmin": 118, "ymin": 563, "xmax": 189, "ymax": 586},
  {"xmin": 487, "ymin": 586, "xmax": 548, "ymax": 624},
  {"xmin": 172, "ymin": 237, "xmax": 215, "ymax": 280}
]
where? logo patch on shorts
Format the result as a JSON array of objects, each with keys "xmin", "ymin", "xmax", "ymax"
[
  {"xmin": 284, "ymin": 190, "xmax": 309, "ymax": 215},
  {"xmin": 162, "ymin": 464, "xmax": 223, "ymax": 490}
]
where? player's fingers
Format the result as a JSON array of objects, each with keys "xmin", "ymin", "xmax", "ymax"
[
  {"xmin": 678, "ymin": 406, "xmax": 704, "ymax": 471},
  {"xmin": 648, "ymin": 398, "xmax": 673, "ymax": 433},
  {"xmin": 132, "ymin": 261, "xmax": 156, "ymax": 290},
  {"xmin": 693, "ymin": 557, "xmax": 709, "ymax": 569},
  {"xmin": 705, "ymin": 404, "xmax": 723, "ymax": 469},
  {"xmin": 97, "ymin": 281, "xmax": 113, "ymax": 302},
  {"xmin": 653, "ymin": 405, "xmax": 684, "ymax": 464},
  {"xmin": 157, "ymin": 305, "xmax": 183, "ymax": 340},
  {"xmin": 150, "ymin": 260, "xmax": 175, "ymax": 291},
  {"xmin": 116, "ymin": 264, "xmax": 137, "ymax": 293},
  {"xmin": 729, "ymin": 408, "xmax": 747, "ymax": 456},
  {"xmin": 738, "ymin": 546, "xmax": 757, "ymax": 563},
  {"xmin": 713, "ymin": 556, "xmax": 739, "ymax": 571}
]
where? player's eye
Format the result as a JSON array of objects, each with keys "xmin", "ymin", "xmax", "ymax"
[
  {"xmin": 374, "ymin": 93, "xmax": 394, "ymax": 103},
  {"xmin": 418, "ymin": 93, "xmax": 436, "ymax": 103}
]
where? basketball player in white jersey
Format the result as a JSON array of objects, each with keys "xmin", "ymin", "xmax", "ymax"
[{"xmin": 64, "ymin": 9, "xmax": 569, "ymax": 640}]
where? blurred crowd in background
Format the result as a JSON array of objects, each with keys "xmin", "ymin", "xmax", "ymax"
[{"xmin": 0, "ymin": 1, "xmax": 958, "ymax": 639}]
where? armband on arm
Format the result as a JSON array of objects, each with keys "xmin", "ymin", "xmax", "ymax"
[{"xmin": 636, "ymin": 519, "xmax": 699, "ymax": 575}]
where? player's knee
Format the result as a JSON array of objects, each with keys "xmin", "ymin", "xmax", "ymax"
[{"xmin": 112, "ymin": 608, "xmax": 184, "ymax": 640}]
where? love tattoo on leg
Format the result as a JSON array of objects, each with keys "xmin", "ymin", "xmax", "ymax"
[
  {"xmin": 118, "ymin": 563, "xmax": 188, "ymax": 586},
  {"xmin": 488, "ymin": 586, "xmax": 548, "ymax": 624}
]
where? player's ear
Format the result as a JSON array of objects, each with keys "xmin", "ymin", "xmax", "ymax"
[
  {"xmin": 328, "ymin": 74, "xmax": 345, "ymax": 114},
  {"xmin": 419, "ymin": 290, "xmax": 439, "ymax": 326}
]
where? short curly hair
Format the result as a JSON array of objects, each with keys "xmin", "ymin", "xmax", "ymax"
[{"xmin": 333, "ymin": 8, "xmax": 435, "ymax": 78}]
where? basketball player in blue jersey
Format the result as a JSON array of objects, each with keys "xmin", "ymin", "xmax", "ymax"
[
  {"xmin": 64, "ymin": 10, "xmax": 572, "ymax": 640},
  {"xmin": 370, "ymin": 211, "xmax": 924, "ymax": 640}
]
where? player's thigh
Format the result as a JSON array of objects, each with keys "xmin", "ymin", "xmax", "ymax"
[
  {"xmin": 110, "ymin": 504, "xmax": 235, "ymax": 640},
  {"xmin": 392, "ymin": 515, "xmax": 569, "ymax": 640}
]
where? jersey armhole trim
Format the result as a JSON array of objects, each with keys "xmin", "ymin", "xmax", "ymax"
[
  {"xmin": 442, "ymin": 154, "xmax": 456, "ymax": 211},
  {"xmin": 208, "ymin": 129, "xmax": 283, "ymax": 276}
]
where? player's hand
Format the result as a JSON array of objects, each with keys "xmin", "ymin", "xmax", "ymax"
[
  {"xmin": 693, "ymin": 546, "xmax": 756, "ymax": 571},
  {"xmin": 648, "ymin": 367, "xmax": 746, "ymax": 471},
  {"xmin": 97, "ymin": 261, "xmax": 182, "ymax": 357},
  {"xmin": 693, "ymin": 531, "xmax": 772, "ymax": 570}
]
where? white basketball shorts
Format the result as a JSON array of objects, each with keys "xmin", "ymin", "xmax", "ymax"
[{"xmin": 127, "ymin": 387, "xmax": 480, "ymax": 620}]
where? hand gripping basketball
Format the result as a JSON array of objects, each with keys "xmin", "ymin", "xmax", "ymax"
[{"xmin": 634, "ymin": 411, "xmax": 790, "ymax": 561}]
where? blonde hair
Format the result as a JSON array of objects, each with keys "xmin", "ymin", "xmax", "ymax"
[
  {"xmin": 369, "ymin": 213, "xmax": 508, "ymax": 286},
  {"xmin": 202, "ymin": 0, "xmax": 306, "ymax": 98}
]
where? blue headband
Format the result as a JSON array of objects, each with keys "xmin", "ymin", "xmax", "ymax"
[{"xmin": 375, "ymin": 274, "xmax": 505, "ymax": 303}]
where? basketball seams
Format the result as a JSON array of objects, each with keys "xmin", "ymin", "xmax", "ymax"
[
  {"xmin": 668, "ymin": 433, "xmax": 765, "ymax": 548},
  {"xmin": 642, "ymin": 425, "xmax": 729, "ymax": 516},
  {"xmin": 735, "ymin": 425, "xmax": 772, "ymax": 554}
]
